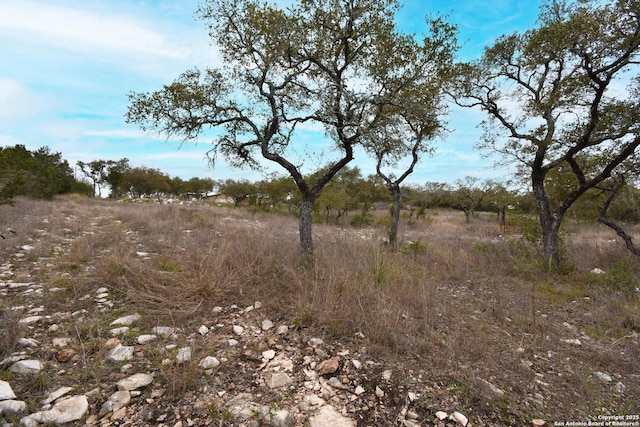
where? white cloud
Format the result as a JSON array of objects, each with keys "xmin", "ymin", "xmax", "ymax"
[
  {"xmin": 0, "ymin": 79, "xmax": 55, "ymax": 123},
  {"xmin": 0, "ymin": 2, "xmax": 189, "ymax": 60}
]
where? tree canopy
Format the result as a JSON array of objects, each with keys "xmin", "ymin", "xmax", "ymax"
[
  {"xmin": 451, "ymin": 0, "xmax": 640, "ymax": 268},
  {"xmin": 126, "ymin": 0, "xmax": 458, "ymax": 258}
]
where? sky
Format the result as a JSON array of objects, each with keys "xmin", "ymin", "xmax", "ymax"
[{"xmin": 0, "ymin": 0, "xmax": 542, "ymax": 186}]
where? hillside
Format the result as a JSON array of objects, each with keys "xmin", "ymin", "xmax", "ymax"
[{"xmin": 1, "ymin": 197, "xmax": 639, "ymax": 426}]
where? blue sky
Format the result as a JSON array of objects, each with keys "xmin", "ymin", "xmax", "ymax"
[{"xmin": 0, "ymin": 0, "xmax": 541, "ymax": 185}]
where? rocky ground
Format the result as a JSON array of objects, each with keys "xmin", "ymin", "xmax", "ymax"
[{"xmin": 1, "ymin": 199, "xmax": 638, "ymax": 426}]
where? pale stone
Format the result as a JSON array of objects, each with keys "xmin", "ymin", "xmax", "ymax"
[
  {"xmin": 0, "ymin": 399, "xmax": 26, "ymax": 413},
  {"xmin": 198, "ymin": 356, "xmax": 221, "ymax": 369},
  {"xmin": 0, "ymin": 380, "xmax": 16, "ymax": 400},
  {"xmin": 275, "ymin": 325, "xmax": 289, "ymax": 335},
  {"xmin": 17, "ymin": 338, "xmax": 39, "ymax": 347},
  {"xmin": 254, "ymin": 301, "xmax": 262, "ymax": 309},
  {"xmin": 137, "ymin": 334, "xmax": 158, "ymax": 345},
  {"xmin": 436, "ymin": 411, "xmax": 448, "ymax": 420},
  {"xmin": 261, "ymin": 319, "xmax": 273, "ymax": 331},
  {"xmin": 355, "ymin": 386, "xmax": 366, "ymax": 395},
  {"xmin": 595, "ymin": 371, "xmax": 613, "ymax": 383},
  {"xmin": 228, "ymin": 339, "xmax": 239, "ymax": 347},
  {"xmin": 375, "ymin": 386, "xmax": 384, "ymax": 398},
  {"xmin": 308, "ymin": 338, "xmax": 323, "ymax": 346},
  {"xmin": 308, "ymin": 405, "xmax": 355, "ymax": 427},
  {"xmin": 110, "ymin": 313, "xmax": 141, "ymax": 326},
  {"xmin": 269, "ymin": 373, "xmax": 293, "ymax": 389},
  {"xmin": 262, "ymin": 350, "xmax": 276, "ymax": 361},
  {"xmin": 316, "ymin": 357, "xmax": 340, "ymax": 376},
  {"xmin": 99, "ymin": 390, "xmax": 131, "ymax": 417},
  {"xmin": 152, "ymin": 326, "xmax": 175, "ymax": 338},
  {"xmin": 9, "ymin": 359, "xmax": 43, "ymax": 374},
  {"xmin": 176, "ymin": 347, "xmax": 192, "ymax": 364},
  {"xmin": 52, "ymin": 337, "xmax": 70, "ymax": 347},
  {"xmin": 478, "ymin": 378, "xmax": 505, "ymax": 397},
  {"xmin": 24, "ymin": 395, "xmax": 88, "ymax": 424},
  {"xmin": 42, "ymin": 386, "xmax": 73, "ymax": 404},
  {"xmin": 109, "ymin": 326, "xmax": 130, "ymax": 335},
  {"xmin": 562, "ymin": 338, "xmax": 582, "ymax": 346},
  {"xmin": 18, "ymin": 316, "xmax": 43, "ymax": 325},
  {"xmin": 532, "ymin": 420, "xmax": 547, "ymax": 427},
  {"xmin": 106, "ymin": 344, "xmax": 134, "ymax": 362},
  {"xmin": 452, "ymin": 411, "xmax": 468, "ymax": 426},
  {"xmin": 351, "ymin": 359, "xmax": 362, "ymax": 370},
  {"xmin": 198, "ymin": 325, "xmax": 209, "ymax": 335},
  {"xmin": 117, "ymin": 373, "xmax": 153, "ymax": 391},
  {"xmin": 381, "ymin": 370, "xmax": 392, "ymax": 380},
  {"xmin": 233, "ymin": 325, "xmax": 244, "ymax": 335}
]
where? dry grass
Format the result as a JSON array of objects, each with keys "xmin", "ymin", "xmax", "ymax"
[{"xmin": 1, "ymin": 196, "xmax": 639, "ymax": 422}]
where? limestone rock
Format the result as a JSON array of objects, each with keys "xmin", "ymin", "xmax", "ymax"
[
  {"xmin": 176, "ymin": 347, "xmax": 192, "ymax": 364},
  {"xmin": 261, "ymin": 319, "xmax": 273, "ymax": 330},
  {"xmin": 308, "ymin": 405, "xmax": 355, "ymax": 427},
  {"xmin": 9, "ymin": 359, "xmax": 43, "ymax": 374},
  {"xmin": 0, "ymin": 380, "xmax": 16, "ymax": 400},
  {"xmin": 117, "ymin": 373, "xmax": 154, "ymax": 391},
  {"xmin": 42, "ymin": 386, "xmax": 73, "ymax": 404},
  {"xmin": 23, "ymin": 395, "xmax": 88, "ymax": 425},
  {"xmin": 110, "ymin": 313, "xmax": 141, "ymax": 326},
  {"xmin": 316, "ymin": 357, "xmax": 340, "ymax": 376},
  {"xmin": 0, "ymin": 399, "xmax": 26, "ymax": 413},
  {"xmin": 198, "ymin": 356, "xmax": 221, "ymax": 369},
  {"xmin": 106, "ymin": 344, "xmax": 134, "ymax": 362},
  {"xmin": 269, "ymin": 372, "xmax": 293, "ymax": 389}
]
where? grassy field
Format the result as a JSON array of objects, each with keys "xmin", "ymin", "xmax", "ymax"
[{"xmin": 1, "ymin": 196, "xmax": 639, "ymax": 424}]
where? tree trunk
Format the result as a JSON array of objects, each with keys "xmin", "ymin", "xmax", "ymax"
[
  {"xmin": 299, "ymin": 195, "xmax": 315, "ymax": 259},
  {"xmin": 388, "ymin": 185, "xmax": 401, "ymax": 248},
  {"xmin": 541, "ymin": 221, "xmax": 561, "ymax": 269}
]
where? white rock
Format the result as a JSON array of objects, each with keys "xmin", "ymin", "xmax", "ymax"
[
  {"xmin": 308, "ymin": 405, "xmax": 355, "ymax": 427},
  {"xmin": 99, "ymin": 390, "xmax": 131, "ymax": 417},
  {"xmin": 137, "ymin": 334, "xmax": 158, "ymax": 345},
  {"xmin": 152, "ymin": 326, "xmax": 175, "ymax": 337},
  {"xmin": 198, "ymin": 325, "xmax": 209, "ymax": 335},
  {"xmin": 262, "ymin": 350, "xmax": 276, "ymax": 360},
  {"xmin": 106, "ymin": 344, "xmax": 134, "ymax": 362},
  {"xmin": 18, "ymin": 316, "xmax": 43, "ymax": 325},
  {"xmin": 275, "ymin": 325, "xmax": 289, "ymax": 335},
  {"xmin": 17, "ymin": 338, "xmax": 39, "ymax": 347},
  {"xmin": 452, "ymin": 411, "xmax": 468, "ymax": 426},
  {"xmin": 435, "ymin": 411, "xmax": 448, "ymax": 420},
  {"xmin": 595, "ymin": 371, "xmax": 613, "ymax": 383},
  {"xmin": 308, "ymin": 338, "xmax": 324, "ymax": 346},
  {"xmin": 117, "ymin": 373, "xmax": 154, "ymax": 391},
  {"xmin": 96, "ymin": 287, "xmax": 108, "ymax": 294},
  {"xmin": 228, "ymin": 339, "xmax": 239, "ymax": 347},
  {"xmin": 375, "ymin": 386, "xmax": 384, "ymax": 398},
  {"xmin": 355, "ymin": 386, "xmax": 365, "ymax": 395},
  {"xmin": 0, "ymin": 380, "xmax": 16, "ymax": 400},
  {"xmin": 254, "ymin": 301, "xmax": 262, "ymax": 309},
  {"xmin": 23, "ymin": 395, "xmax": 88, "ymax": 424},
  {"xmin": 176, "ymin": 347, "xmax": 192, "ymax": 364},
  {"xmin": 9, "ymin": 359, "xmax": 43, "ymax": 374},
  {"xmin": 52, "ymin": 337, "xmax": 71, "ymax": 348},
  {"xmin": 110, "ymin": 313, "xmax": 141, "ymax": 326},
  {"xmin": 351, "ymin": 359, "xmax": 362, "ymax": 370},
  {"xmin": 591, "ymin": 268, "xmax": 605, "ymax": 275},
  {"xmin": 42, "ymin": 386, "xmax": 73, "ymax": 404},
  {"xmin": 0, "ymin": 399, "xmax": 26, "ymax": 413},
  {"xmin": 198, "ymin": 356, "xmax": 221, "ymax": 369},
  {"xmin": 562, "ymin": 338, "xmax": 582, "ymax": 346},
  {"xmin": 109, "ymin": 326, "xmax": 130, "ymax": 335},
  {"xmin": 261, "ymin": 319, "xmax": 274, "ymax": 331},
  {"xmin": 615, "ymin": 381, "xmax": 626, "ymax": 394},
  {"xmin": 381, "ymin": 370, "xmax": 392, "ymax": 380},
  {"xmin": 408, "ymin": 391, "xmax": 417, "ymax": 401},
  {"xmin": 269, "ymin": 373, "xmax": 293, "ymax": 389},
  {"xmin": 233, "ymin": 325, "xmax": 244, "ymax": 335}
]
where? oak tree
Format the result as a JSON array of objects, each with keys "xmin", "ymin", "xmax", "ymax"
[{"xmin": 451, "ymin": 0, "xmax": 640, "ymax": 268}]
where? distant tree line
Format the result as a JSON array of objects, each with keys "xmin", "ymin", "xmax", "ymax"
[{"xmin": 0, "ymin": 145, "xmax": 92, "ymax": 203}]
